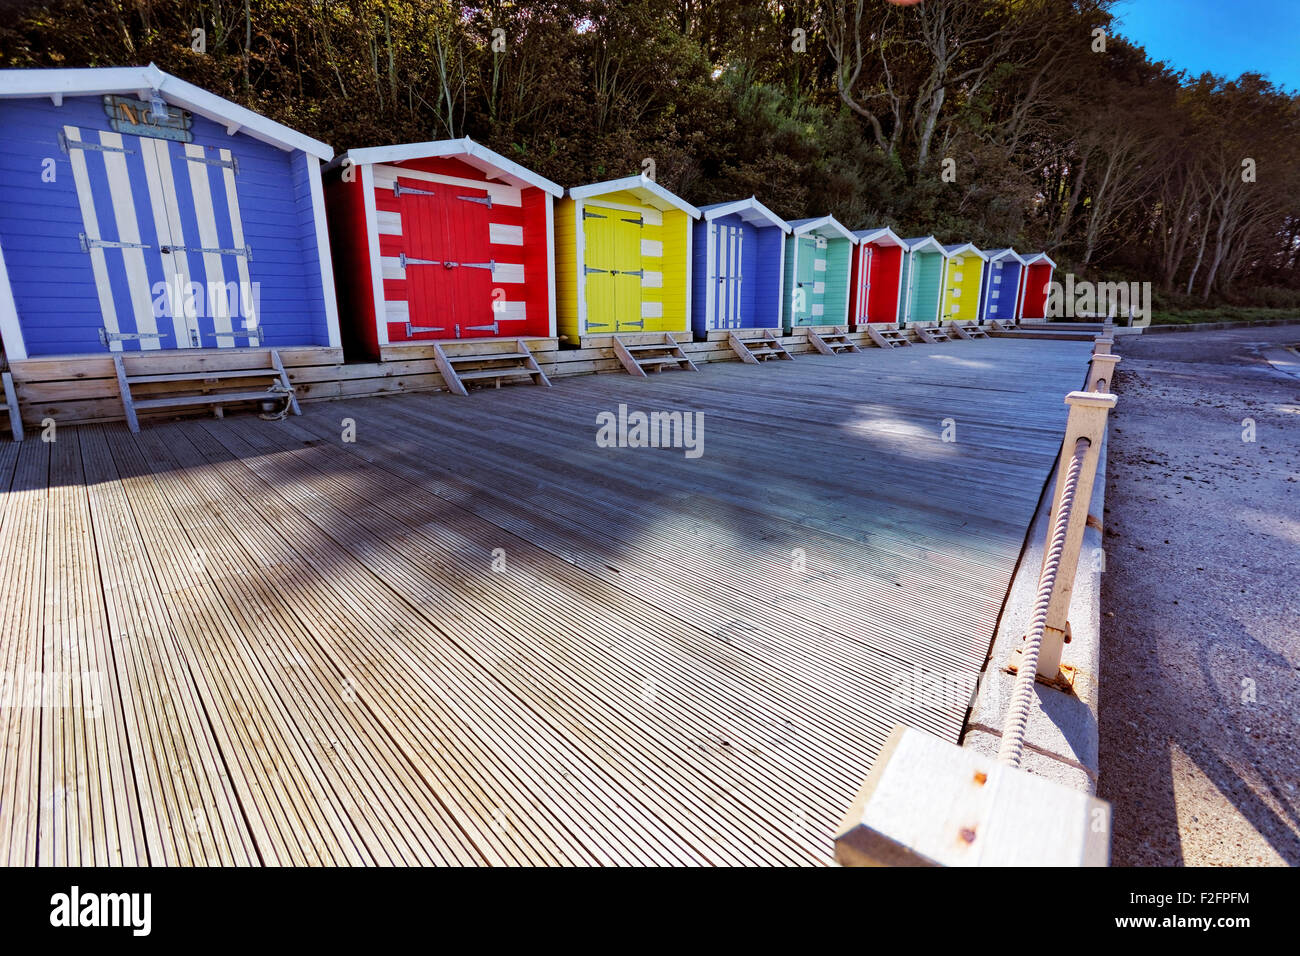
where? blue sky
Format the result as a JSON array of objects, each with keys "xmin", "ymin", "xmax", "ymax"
[{"xmin": 1112, "ymin": 0, "xmax": 1300, "ymax": 91}]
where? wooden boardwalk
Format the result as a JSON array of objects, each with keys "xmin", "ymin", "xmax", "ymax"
[{"xmin": 0, "ymin": 338, "xmax": 1092, "ymax": 865}]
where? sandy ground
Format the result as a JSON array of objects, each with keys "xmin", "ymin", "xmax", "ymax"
[{"xmin": 1098, "ymin": 324, "xmax": 1300, "ymax": 866}]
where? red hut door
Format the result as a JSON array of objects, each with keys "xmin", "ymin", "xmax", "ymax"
[{"xmin": 393, "ymin": 176, "xmax": 496, "ymax": 340}]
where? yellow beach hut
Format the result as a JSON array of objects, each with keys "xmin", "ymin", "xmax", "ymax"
[
  {"xmin": 939, "ymin": 243, "xmax": 988, "ymax": 324},
  {"xmin": 554, "ymin": 175, "xmax": 700, "ymax": 343}
]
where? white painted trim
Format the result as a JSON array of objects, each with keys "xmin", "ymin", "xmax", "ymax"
[
  {"xmin": 142, "ymin": 137, "xmax": 196, "ymax": 347},
  {"xmin": 183, "ymin": 141, "xmax": 235, "ymax": 346},
  {"xmin": 568, "ymin": 175, "xmax": 701, "ymax": 219},
  {"xmin": 852, "ymin": 226, "xmax": 906, "ymax": 248},
  {"xmin": 788, "ymin": 216, "xmax": 857, "ymax": 243},
  {"xmin": 942, "ymin": 242, "xmax": 989, "ymax": 262},
  {"xmin": 545, "ymin": 192, "xmax": 557, "ymax": 339},
  {"xmin": 773, "ymin": 231, "xmax": 787, "ymax": 331},
  {"xmin": 360, "ymin": 164, "xmax": 388, "ymax": 346},
  {"xmin": 903, "ymin": 235, "xmax": 947, "ymax": 256},
  {"xmin": 575, "ymin": 200, "xmax": 587, "ymax": 334},
  {"xmin": 0, "ymin": 240, "xmax": 25, "ymax": 361},
  {"xmin": 697, "ymin": 196, "xmax": 791, "ymax": 233},
  {"xmin": 704, "ymin": 217, "xmax": 715, "ymax": 329},
  {"xmin": 306, "ymin": 157, "xmax": 341, "ymax": 349},
  {"xmin": 683, "ymin": 211, "xmax": 693, "ymax": 333},
  {"xmin": 1022, "ymin": 251, "xmax": 1058, "ymax": 269},
  {"xmin": 65, "ymin": 124, "xmax": 122, "ymax": 351},
  {"xmin": 101, "ymin": 129, "xmax": 161, "ymax": 349},
  {"xmin": 0, "ymin": 65, "xmax": 333, "ymax": 159},
  {"xmin": 984, "ymin": 248, "xmax": 1028, "ymax": 265},
  {"xmin": 335, "ymin": 137, "xmax": 562, "ymax": 197}
]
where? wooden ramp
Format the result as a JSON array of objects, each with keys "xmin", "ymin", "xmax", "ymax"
[{"xmin": 0, "ymin": 338, "xmax": 1093, "ymax": 866}]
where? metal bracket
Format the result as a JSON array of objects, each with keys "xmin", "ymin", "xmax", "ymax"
[
  {"xmin": 81, "ymin": 233, "xmax": 151, "ymax": 253},
  {"xmin": 398, "ymin": 253, "xmax": 443, "ymax": 269},
  {"xmin": 619, "ymin": 319, "xmax": 645, "ymax": 330},
  {"xmin": 456, "ymin": 194, "xmax": 493, "ymax": 208},
  {"xmin": 60, "ymin": 131, "xmax": 135, "ymax": 155},
  {"xmin": 460, "ymin": 322, "xmax": 500, "ymax": 335},
  {"xmin": 620, "ymin": 216, "xmax": 644, "ymax": 226},
  {"xmin": 160, "ymin": 243, "xmax": 252, "ymax": 259},
  {"xmin": 461, "ymin": 260, "xmax": 495, "ymax": 272},
  {"xmin": 393, "ymin": 182, "xmax": 437, "ymax": 198},
  {"xmin": 99, "ymin": 328, "xmax": 167, "ymax": 347},
  {"xmin": 185, "ymin": 153, "xmax": 239, "ymax": 173},
  {"xmin": 405, "ymin": 322, "xmax": 446, "ymax": 336},
  {"xmin": 582, "ymin": 209, "xmax": 608, "ymax": 220},
  {"xmin": 584, "ymin": 265, "xmax": 609, "ymax": 276}
]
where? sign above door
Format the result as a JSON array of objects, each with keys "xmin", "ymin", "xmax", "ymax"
[{"xmin": 102, "ymin": 95, "xmax": 194, "ymax": 143}]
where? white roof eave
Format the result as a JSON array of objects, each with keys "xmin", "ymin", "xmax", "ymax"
[
  {"xmin": 790, "ymin": 216, "xmax": 856, "ymax": 242},
  {"xmin": 0, "ymin": 64, "xmax": 333, "ymax": 160},
  {"xmin": 333, "ymin": 137, "xmax": 562, "ymax": 196},
  {"xmin": 700, "ymin": 197, "xmax": 790, "ymax": 232},
  {"xmin": 569, "ymin": 175, "xmax": 701, "ymax": 218},
  {"xmin": 853, "ymin": 226, "xmax": 906, "ymax": 248}
]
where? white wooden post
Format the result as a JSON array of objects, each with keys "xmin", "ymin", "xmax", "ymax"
[
  {"xmin": 1031, "ymin": 391, "xmax": 1116, "ymax": 678},
  {"xmin": 1088, "ymin": 353, "xmax": 1120, "ymax": 393}
]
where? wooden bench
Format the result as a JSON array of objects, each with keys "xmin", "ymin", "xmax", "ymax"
[
  {"xmin": 1, "ymin": 370, "xmax": 21, "ymax": 441},
  {"xmin": 114, "ymin": 348, "xmax": 300, "ymax": 433}
]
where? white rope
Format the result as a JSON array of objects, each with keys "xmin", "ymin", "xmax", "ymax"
[{"xmin": 997, "ymin": 437, "xmax": 1091, "ymax": 767}]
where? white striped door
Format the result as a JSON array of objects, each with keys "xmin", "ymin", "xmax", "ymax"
[
  {"xmin": 713, "ymin": 223, "xmax": 744, "ymax": 329},
  {"xmin": 65, "ymin": 125, "xmax": 256, "ymax": 351}
]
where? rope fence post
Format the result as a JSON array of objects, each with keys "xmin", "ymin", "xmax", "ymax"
[{"xmin": 1088, "ymin": 352, "xmax": 1120, "ymax": 393}]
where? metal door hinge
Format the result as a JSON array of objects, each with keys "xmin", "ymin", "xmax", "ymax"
[
  {"xmin": 81, "ymin": 234, "xmax": 150, "ymax": 253},
  {"xmin": 393, "ymin": 182, "xmax": 437, "ymax": 197}
]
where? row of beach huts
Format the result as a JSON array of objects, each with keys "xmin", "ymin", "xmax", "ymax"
[{"xmin": 0, "ymin": 66, "xmax": 1058, "ymax": 432}]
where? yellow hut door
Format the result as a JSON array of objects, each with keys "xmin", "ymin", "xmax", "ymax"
[
  {"xmin": 612, "ymin": 214, "xmax": 645, "ymax": 332},
  {"xmin": 583, "ymin": 206, "xmax": 645, "ymax": 332}
]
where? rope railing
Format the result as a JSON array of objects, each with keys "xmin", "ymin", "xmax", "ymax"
[
  {"xmin": 999, "ymin": 436, "xmax": 1090, "ymax": 767},
  {"xmin": 999, "ymin": 333, "xmax": 1118, "ymax": 767}
]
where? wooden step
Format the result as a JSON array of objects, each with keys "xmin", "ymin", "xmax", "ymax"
[
  {"xmin": 728, "ymin": 330, "xmax": 794, "ymax": 365},
  {"xmin": 126, "ymin": 367, "xmax": 281, "ymax": 384},
  {"xmin": 431, "ymin": 339, "xmax": 552, "ymax": 395},
  {"xmin": 133, "ymin": 388, "xmax": 291, "ymax": 411},
  {"xmin": 447, "ymin": 351, "xmax": 533, "ymax": 364},
  {"xmin": 865, "ymin": 327, "xmax": 911, "ymax": 349},
  {"xmin": 612, "ymin": 334, "xmax": 698, "ymax": 377},
  {"xmin": 807, "ymin": 327, "xmax": 862, "ymax": 356}
]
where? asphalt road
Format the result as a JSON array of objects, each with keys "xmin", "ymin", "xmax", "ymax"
[{"xmin": 1099, "ymin": 324, "xmax": 1300, "ymax": 866}]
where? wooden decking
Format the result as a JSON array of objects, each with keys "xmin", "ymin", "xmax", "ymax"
[{"xmin": 0, "ymin": 338, "xmax": 1092, "ymax": 865}]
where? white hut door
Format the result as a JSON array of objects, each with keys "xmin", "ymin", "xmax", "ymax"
[
  {"xmin": 856, "ymin": 247, "xmax": 873, "ymax": 323},
  {"xmin": 65, "ymin": 126, "xmax": 257, "ymax": 351},
  {"xmin": 712, "ymin": 223, "xmax": 744, "ymax": 329}
]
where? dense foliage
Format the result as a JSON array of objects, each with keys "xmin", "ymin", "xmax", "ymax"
[{"xmin": 2, "ymin": 0, "xmax": 1297, "ymax": 304}]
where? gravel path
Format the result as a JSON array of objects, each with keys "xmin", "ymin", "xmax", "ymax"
[{"xmin": 1099, "ymin": 324, "xmax": 1300, "ymax": 866}]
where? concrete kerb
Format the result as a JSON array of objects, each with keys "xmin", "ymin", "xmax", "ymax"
[{"xmin": 962, "ymin": 357, "xmax": 1111, "ymax": 794}]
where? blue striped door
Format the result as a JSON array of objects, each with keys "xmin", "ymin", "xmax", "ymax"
[{"xmin": 64, "ymin": 124, "xmax": 256, "ymax": 351}]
